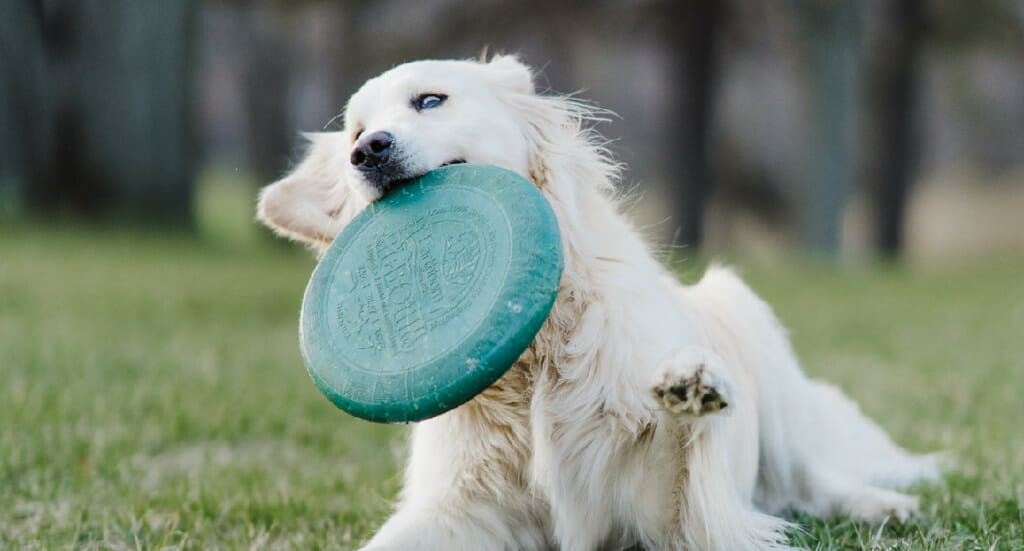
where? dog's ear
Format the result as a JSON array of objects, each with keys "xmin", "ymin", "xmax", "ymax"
[
  {"xmin": 256, "ymin": 132, "xmax": 365, "ymax": 253},
  {"xmin": 485, "ymin": 55, "xmax": 535, "ymax": 95}
]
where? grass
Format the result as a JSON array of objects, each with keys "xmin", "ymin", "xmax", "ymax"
[{"xmin": 2, "ymin": 208, "xmax": 1023, "ymax": 549}]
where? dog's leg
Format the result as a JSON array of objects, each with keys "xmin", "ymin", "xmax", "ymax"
[
  {"xmin": 361, "ymin": 444, "xmax": 549, "ymax": 551},
  {"xmin": 650, "ymin": 345, "xmax": 735, "ymax": 417},
  {"xmin": 645, "ymin": 346, "xmax": 796, "ymax": 550},
  {"xmin": 531, "ymin": 343, "xmax": 792, "ymax": 551},
  {"xmin": 361, "ymin": 380, "xmax": 550, "ymax": 551},
  {"xmin": 784, "ymin": 462, "xmax": 921, "ymax": 523}
]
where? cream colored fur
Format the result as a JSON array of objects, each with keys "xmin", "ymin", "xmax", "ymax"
[{"xmin": 257, "ymin": 56, "xmax": 940, "ymax": 551}]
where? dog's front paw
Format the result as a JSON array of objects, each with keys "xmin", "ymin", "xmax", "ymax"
[{"xmin": 651, "ymin": 346, "xmax": 734, "ymax": 416}]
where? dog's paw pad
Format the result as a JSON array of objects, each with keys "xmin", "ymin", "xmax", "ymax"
[{"xmin": 651, "ymin": 347, "xmax": 732, "ymax": 416}]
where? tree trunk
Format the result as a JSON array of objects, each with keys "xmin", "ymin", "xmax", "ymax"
[
  {"xmin": 863, "ymin": 0, "xmax": 924, "ymax": 257},
  {"xmin": 792, "ymin": 0, "xmax": 861, "ymax": 254},
  {"xmin": 2, "ymin": 0, "xmax": 197, "ymax": 223},
  {"xmin": 0, "ymin": 0, "xmax": 49, "ymax": 214},
  {"xmin": 663, "ymin": 0, "xmax": 722, "ymax": 249},
  {"xmin": 244, "ymin": 3, "xmax": 292, "ymax": 186}
]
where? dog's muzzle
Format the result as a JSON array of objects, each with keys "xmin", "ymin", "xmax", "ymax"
[{"xmin": 350, "ymin": 131, "xmax": 467, "ymax": 197}]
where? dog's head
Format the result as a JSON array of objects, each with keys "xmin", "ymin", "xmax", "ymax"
[
  {"xmin": 257, "ymin": 56, "xmax": 546, "ymax": 253},
  {"xmin": 343, "ymin": 56, "xmax": 535, "ymax": 200}
]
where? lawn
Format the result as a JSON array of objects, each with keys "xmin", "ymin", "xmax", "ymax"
[{"xmin": 1, "ymin": 215, "xmax": 1022, "ymax": 549}]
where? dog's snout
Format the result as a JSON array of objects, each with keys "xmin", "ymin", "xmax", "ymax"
[{"xmin": 351, "ymin": 131, "xmax": 394, "ymax": 171}]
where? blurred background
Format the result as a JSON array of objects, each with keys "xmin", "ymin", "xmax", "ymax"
[{"xmin": 2, "ymin": 0, "xmax": 1022, "ymax": 262}]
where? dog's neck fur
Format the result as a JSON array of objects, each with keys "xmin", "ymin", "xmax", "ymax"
[
  {"xmin": 512, "ymin": 108, "xmax": 681, "ymax": 433},
  {"xmin": 463, "ymin": 110, "xmax": 670, "ymax": 426}
]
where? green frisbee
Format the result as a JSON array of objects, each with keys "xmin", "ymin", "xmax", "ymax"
[{"xmin": 299, "ymin": 164, "xmax": 563, "ymax": 423}]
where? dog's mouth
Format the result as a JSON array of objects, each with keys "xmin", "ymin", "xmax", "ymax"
[{"xmin": 367, "ymin": 159, "xmax": 468, "ymax": 200}]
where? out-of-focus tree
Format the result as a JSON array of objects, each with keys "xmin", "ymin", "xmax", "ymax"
[
  {"xmin": 0, "ymin": 1, "xmax": 48, "ymax": 215},
  {"xmin": 862, "ymin": 0, "xmax": 925, "ymax": 258},
  {"xmin": 788, "ymin": 0, "xmax": 861, "ymax": 254},
  {"xmin": 323, "ymin": 1, "xmax": 372, "ymax": 124},
  {"xmin": 658, "ymin": 0, "xmax": 724, "ymax": 249},
  {"xmin": 0, "ymin": 0, "xmax": 197, "ymax": 224},
  {"xmin": 243, "ymin": 3, "xmax": 293, "ymax": 188},
  {"xmin": 859, "ymin": 0, "xmax": 1021, "ymax": 258},
  {"xmin": 926, "ymin": 0, "xmax": 1024, "ymax": 170}
]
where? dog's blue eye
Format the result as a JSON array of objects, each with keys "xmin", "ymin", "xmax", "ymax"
[{"xmin": 413, "ymin": 94, "xmax": 447, "ymax": 111}]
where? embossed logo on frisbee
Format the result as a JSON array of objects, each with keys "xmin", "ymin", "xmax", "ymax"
[{"xmin": 325, "ymin": 190, "xmax": 510, "ymax": 372}]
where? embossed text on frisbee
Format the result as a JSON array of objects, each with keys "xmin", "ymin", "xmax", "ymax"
[{"xmin": 335, "ymin": 205, "xmax": 501, "ymax": 365}]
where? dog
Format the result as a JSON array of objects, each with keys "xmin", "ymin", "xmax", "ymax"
[{"xmin": 257, "ymin": 56, "xmax": 940, "ymax": 551}]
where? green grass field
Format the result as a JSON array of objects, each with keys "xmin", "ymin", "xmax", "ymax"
[{"xmin": 2, "ymin": 213, "xmax": 1022, "ymax": 549}]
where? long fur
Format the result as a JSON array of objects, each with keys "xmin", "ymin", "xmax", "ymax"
[{"xmin": 256, "ymin": 56, "xmax": 940, "ymax": 551}]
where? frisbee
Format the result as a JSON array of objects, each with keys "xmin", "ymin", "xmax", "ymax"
[{"xmin": 299, "ymin": 164, "xmax": 563, "ymax": 423}]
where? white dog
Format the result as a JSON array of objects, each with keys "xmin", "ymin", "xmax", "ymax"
[{"xmin": 257, "ymin": 56, "xmax": 940, "ymax": 551}]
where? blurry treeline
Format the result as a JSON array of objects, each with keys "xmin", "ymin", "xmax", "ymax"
[{"xmin": 1, "ymin": 0, "xmax": 1022, "ymax": 259}]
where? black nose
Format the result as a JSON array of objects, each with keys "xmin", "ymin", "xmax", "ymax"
[{"xmin": 350, "ymin": 131, "xmax": 394, "ymax": 171}]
